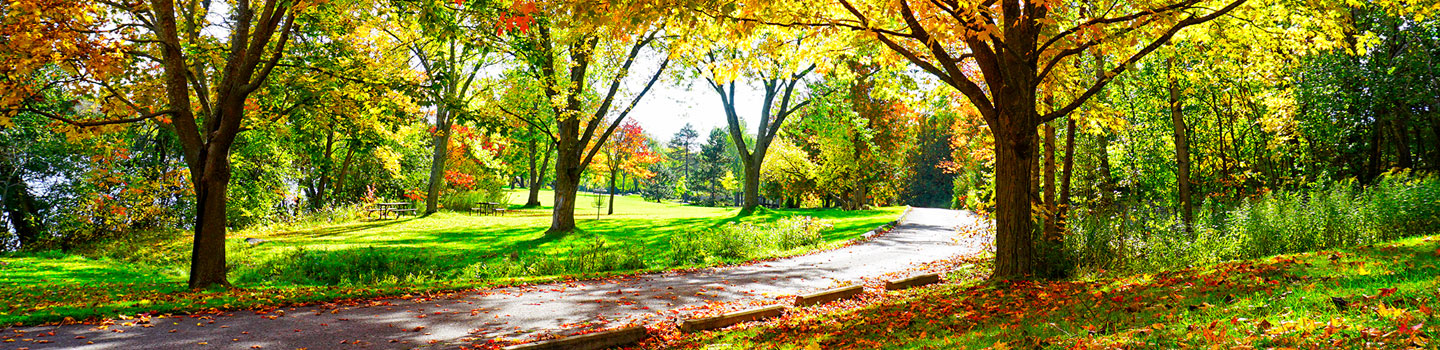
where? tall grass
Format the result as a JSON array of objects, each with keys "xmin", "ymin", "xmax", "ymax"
[{"xmin": 1068, "ymin": 172, "xmax": 1440, "ymax": 274}]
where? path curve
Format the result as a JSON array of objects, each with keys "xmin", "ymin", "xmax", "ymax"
[{"xmin": 5, "ymin": 208, "xmax": 986, "ymax": 349}]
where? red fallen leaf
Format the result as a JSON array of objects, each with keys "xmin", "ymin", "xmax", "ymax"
[
  {"xmin": 293, "ymin": 329, "xmax": 302, "ymax": 332},
  {"xmin": 1379, "ymin": 288, "xmax": 1398, "ymax": 297},
  {"xmin": 74, "ymin": 336, "xmax": 85, "ymax": 339},
  {"xmin": 1110, "ymin": 296, "xmax": 1124, "ymax": 303}
]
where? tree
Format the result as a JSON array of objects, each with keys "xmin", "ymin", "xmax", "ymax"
[
  {"xmin": 675, "ymin": 23, "xmax": 835, "ymax": 214},
  {"xmin": 380, "ymin": 0, "xmax": 509, "ymax": 215},
  {"xmin": 668, "ymin": 123, "xmax": 700, "ymax": 200},
  {"xmin": 694, "ymin": 128, "xmax": 733, "ymax": 205},
  {"xmin": 0, "ymin": 0, "xmax": 319, "ymax": 287},
  {"xmin": 499, "ymin": 3, "xmax": 671, "ymax": 234},
  {"xmin": 728, "ymin": 0, "xmax": 1252, "ymax": 279},
  {"xmin": 596, "ymin": 119, "xmax": 660, "ymax": 214},
  {"xmin": 495, "ymin": 73, "xmax": 556, "ymax": 208}
]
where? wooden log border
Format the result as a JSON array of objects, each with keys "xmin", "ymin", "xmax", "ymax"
[
  {"xmin": 793, "ymin": 285, "xmax": 864, "ymax": 307},
  {"xmin": 885, "ymin": 273, "xmax": 941, "ymax": 291},
  {"xmin": 504, "ymin": 326, "xmax": 649, "ymax": 350},
  {"xmin": 679, "ymin": 305, "xmax": 789, "ymax": 332}
]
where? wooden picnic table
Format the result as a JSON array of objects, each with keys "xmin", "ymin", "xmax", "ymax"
[{"xmin": 367, "ymin": 202, "xmax": 416, "ymax": 220}]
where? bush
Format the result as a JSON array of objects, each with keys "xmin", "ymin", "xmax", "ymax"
[
  {"xmin": 667, "ymin": 215, "xmax": 831, "ymax": 265},
  {"xmin": 233, "ymin": 247, "xmax": 455, "ymax": 285},
  {"xmin": 442, "ymin": 189, "xmax": 510, "ymax": 212},
  {"xmin": 1067, "ymin": 172, "xmax": 1440, "ymax": 275}
]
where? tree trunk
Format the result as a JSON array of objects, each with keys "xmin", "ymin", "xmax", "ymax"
[
  {"xmin": 424, "ymin": 111, "xmax": 452, "ymax": 214},
  {"xmin": 333, "ymin": 141, "xmax": 357, "ymax": 202},
  {"xmin": 607, "ymin": 165, "xmax": 617, "ymax": 215},
  {"xmin": 1391, "ymin": 114, "xmax": 1413, "ymax": 169},
  {"xmin": 526, "ymin": 142, "xmax": 552, "ymax": 208},
  {"xmin": 188, "ymin": 144, "xmax": 235, "ymax": 288},
  {"xmin": 1169, "ymin": 57, "xmax": 1193, "ymax": 230},
  {"xmin": 992, "ymin": 126, "xmax": 1038, "ymax": 279},
  {"xmin": 1366, "ymin": 120, "xmax": 1385, "ymax": 182},
  {"xmin": 1, "ymin": 161, "xmax": 44, "ymax": 251},
  {"xmin": 741, "ymin": 161, "xmax": 761, "ymax": 213},
  {"xmin": 1042, "ymin": 123, "xmax": 1057, "ymax": 241},
  {"xmin": 548, "ymin": 115, "xmax": 583, "ymax": 233},
  {"xmin": 312, "ymin": 128, "xmax": 336, "ymax": 209},
  {"xmin": 1060, "ymin": 116, "xmax": 1076, "ymax": 210}
]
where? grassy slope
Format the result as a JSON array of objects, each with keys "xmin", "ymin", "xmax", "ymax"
[
  {"xmin": 0, "ymin": 190, "xmax": 902, "ymax": 326},
  {"xmin": 670, "ymin": 235, "xmax": 1440, "ymax": 349}
]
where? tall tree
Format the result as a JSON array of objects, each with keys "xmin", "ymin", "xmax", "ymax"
[
  {"xmin": 499, "ymin": 3, "xmax": 670, "ymax": 234},
  {"xmin": 0, "ymin": 0, "xmax": 317, "ymax": 287},
  {"xmin": 676, "ymin": 25, "xmax": 834, "ymax": 214},
  {"xmin": 381, "ymin": 0, "xmax": 505, "ymax": 214},
  {"xmin": 729, "ymin": 0, "xmax": 1250, "ymax": 278},
  {"xmin": 668, "ymin": 123, "xmax": 699, "ymax": 200}
]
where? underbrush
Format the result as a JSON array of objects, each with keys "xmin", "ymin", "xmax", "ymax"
[
  {"xmin": 669, "ymin": 216, "xmax": 832, "ymax": 265},
  {"xmin": 1069, "ymin": 172, "xmax": 1440, "ymax": 274}
]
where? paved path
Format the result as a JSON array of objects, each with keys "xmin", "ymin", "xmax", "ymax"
[{"xmin": 4, "ymin": 208, "xmax": 986, "ymax": 349}]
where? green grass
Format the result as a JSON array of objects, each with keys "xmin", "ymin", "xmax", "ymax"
[
  {"xmin": 667, "ymin": 235, "xmax": 1440, "ymax": 349},
  {"xmin": 0, "ymin": 189, "xmax": 902, "ymax": 326}
]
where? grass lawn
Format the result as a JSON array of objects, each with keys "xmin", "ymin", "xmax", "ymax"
[
  {"xmin": 0, "ymin": 189, "xmax": 903, "ymax": 326},
  {"xmin": 664, "ymin": 235, "xmax": 1440, "ymax": 349}
]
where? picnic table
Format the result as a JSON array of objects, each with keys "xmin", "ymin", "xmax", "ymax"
[
  {"xmin": 472, "ymin": 202, "xmax": 509, "ymax": 216},
  {"xmin": 366, "ymin": 202, "xmax": 416, "ymax": 220}
]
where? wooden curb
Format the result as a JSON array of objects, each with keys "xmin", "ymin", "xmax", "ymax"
[
  {"xmin": 885, "ymin": 273, "xmax": 941, "ymax": 291},
  {"xmin": 504, "ymin": 326, "xmax": 648, "ymax": 350},
  {"xmin": 680, "ymin": 305, "xmax": 789, "ymax": 332},
  {"xmin": 794, "ymin": 285, "xmax": 864, "ymax": 307}
]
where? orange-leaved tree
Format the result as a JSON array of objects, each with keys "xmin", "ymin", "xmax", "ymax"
[{"xmin": 595, "ymin": 118, "xmax": 661, "ymax": 214}]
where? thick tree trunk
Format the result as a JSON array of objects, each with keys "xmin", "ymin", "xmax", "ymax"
[
  {"xmin": 992, "ymin": 127, "xmax": 1038, "ymax": 279},
  {"xmin": 1169, "ymin": 57, "xmax": 1193, "ymax": 229},
  {"xmin": 549, "ymin": 117, "xmax": 582, "ymax": 233},
  {"xmin": 188, "ymin": 147, "xmax": 234, "ymax": 288},
  {"xmin": 424, "ymin": 111, "xmax": 453, "ymax": 214},
  {"xmin": 741, "ymin": 161, "xmax": 761, "ymax": 213}
]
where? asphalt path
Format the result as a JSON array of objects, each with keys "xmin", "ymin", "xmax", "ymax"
[{"xmin": 2, "ymin": 207, "xmax": 986, "ymax": 349}]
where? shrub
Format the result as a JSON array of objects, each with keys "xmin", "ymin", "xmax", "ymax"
[
  {"xmin": 1067, "ymin": 172, "xmax": 1440, "ymax": 275},
  {"xmin": 442, "ymin": 189, "xmax": 510, "ymax": 212},
  {"xmin": 667, "ymin": 215, "xmax": 832, "ymax": 265}
]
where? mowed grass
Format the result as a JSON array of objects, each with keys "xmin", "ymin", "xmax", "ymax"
[
  {"xmin": 0, "ymin": 189, "xmax": 903, "ymax": 326},
  {"xmin": 668, "ymin": 235, "xmax": 1440, "ymax": 349}
]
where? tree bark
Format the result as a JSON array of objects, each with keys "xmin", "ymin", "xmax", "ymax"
[
  {"xmin": 527, "ymin": 142, "xmax": 552, "ymax": 208},
  {"xmin": 1043, "ymin": 122, "xmax": 1057, "ymax": 241},
  {"xmin": 312, "ymin": 127, "xmax": 336, "ymax": 209},
  {"xmin": 1391, "ymin": 113, "xmax": 1413, "ymax": 169},
  {"xmin": 1060, "ymin": 117, "xmax": 1076, "ymax": 210},
  {"xmin": 424, "ymin": 110, "xmax": 452, "ymax": 214},
  {"xmin": 992, "ymin": 126, "xmax": 1038, "ymax": 279},
  {"xmin": 607, "ymin": 164, "xmax": 617, "ymax": 215},
  {"xmin": 333, "ymin": 141, "xmax": 357, "ymax": 202},
  {"xmin": 1168, "ymin": 57, "xmax": 1193, "ymax": 229}
]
